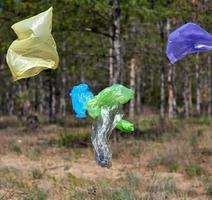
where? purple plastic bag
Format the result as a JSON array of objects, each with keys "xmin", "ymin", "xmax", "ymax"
[{"xmin": 166, "ymin": 23, "xmax": 212, "ymax": 64}]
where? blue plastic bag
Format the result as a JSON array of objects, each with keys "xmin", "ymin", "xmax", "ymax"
[
  {"xmin": 166, "ymin": 23, "xmax": 212, "ymax": 64},
  {"xmin": 70, "ymin": 84, "xmax": 93, "ymax": 118}
]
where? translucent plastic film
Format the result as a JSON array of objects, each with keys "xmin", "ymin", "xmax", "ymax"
[
  {"xmin": 85, "ymin": 84, "xmax": 134, "ymax": 119},
  {"xmin": 70, "ymin": 84, "xmax": 94, "ymax": 118},
  {"xmin": 71, "ymin": 83, "xmax": 135, "ymax": 167},
  {"xmin": 91, "ymin": 105, "xmax": 123, "ymax": 168},
  {"xmin": 116, "ymin": 119, "xmax": 134, "ymax": 132},
  {"xmin": 6, "ymin": 7, "xmax": 59, "ymax": 81},
  {"xmin": 166, "ymin": 23, "xmax": 212, "ymax": 64}
]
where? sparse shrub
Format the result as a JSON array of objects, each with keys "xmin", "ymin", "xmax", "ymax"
[
  {"xmin": 10, "ymin": 142, "xmax": 22, "ymax": 155},
  {"xmin": 186, "ymin": 117, "xmax": 212, "ymax": 126},
  {"xmin": 148, "ymin": 142, "xmax": 185, "ymax": 172},
  {"xmin": 30, "ymin": 147, "xmax": 42, "ymax": 160},
  {"xmin": 185, "ymin": 162, "xmax": 203, "ymax": 177},
  {"xmin": 202, "ymin": 178, "xmax": 212, "ymax": 197},
  {"xmin": 32, "ymin": 168, "xmax": 43, "ymax": 179},
  {"xmin": 138, "ymin": 117, "xmax": 180, "ymax": 140},
  {"xmin": 22, "ymin": 189, "xmax": 48, "ymax": 200},
  {"xmin": 111, "ymin": 187, "xmax": 136, "ymax": 200},
  {"xmin": 71, "ymin": 190, "xmax": 88, "ymax": 200},
  {"xmin": 167, "ymin": 160, "xmax": 179, "ymax": 172},
  {"xmin": 189, "ymin": 132, "xmax": 199, "ymax": 146},
  {"xmin": 207, "ymin": 183, "xmax": 212, "ymax": 196},
  {"xmin": 68, "ymin": 173, "xmax": 89, "ymax": 189},
  {"xmin": 59, "ymin": 131, "xmax": 90, "ymax": 147},
  {"xmin": 145, "ymin": 177, "xmax": 176, "ymax": 200},
  {"xmin": 126, "ymin": 172, "xmax": 140, "ymax": 190}
]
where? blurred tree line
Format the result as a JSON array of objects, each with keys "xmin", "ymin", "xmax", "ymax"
[{"xmin": 0, "ymin": 0, "xmax": 211, "ymax": 124}]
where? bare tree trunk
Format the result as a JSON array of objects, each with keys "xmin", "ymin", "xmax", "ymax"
[
  {"xmin": 31, "ymin": 79, "xmax": 37, "ymax": 112},
  {"xmin": 183, "ymin": 68, "xmax": 190, "ymax": 117},
  {"xmin": 166, "ymin": 18, "xmax": 177, "ymax": 118},
  {"xmin": 129, "ymin": 58, "xmax": 136, "ymax": 118},
  {"xmin": 207, "ymin": 55, "xmax": 212, "ymax": 115},
  {"xmin": 59, "ymin": 73, "xmax": 66, "ymax": 117},
  {"xmin": 39, "ymin": 76, "xmax": 45, "ymax": 114},
  {"xmin": 111, "ymin": 0, "xmax": 122, "ymax": 83},
  {"xmin": 195, "ymin": 54, "xmax": 201, "ymax": 115},
  {"xmin": 49, "ymin": 76, "xmax": 56, "ymax": 123},
  {"xmin": 160, "ymin": 64, "xmax": 165, "ymax": 120},
  {"xmin": 6, "ymin": 88, "xmax": 14, "ymax": 116},
  {"xmin": 109, "ymin": 28, "xmax": 114, "ymax": 85},
  {"xmin": 168, "ymin": 64, "xmax": 175, "ymax": 118},
  {"xmin": 136, "ymin": 66, "xmax": 141, "ymax": 114},
  {"xmin": 109, "ymin": 47, "xmax": 113, "ymax": 85},
  {"xmin": 188, "ymin": 76, "xmax": 193, "ymax": 114},
  {"xmin": 173, "ymin": 65, "xmax": 177, "ymax": 115},
  {"xmin": 159, "ymin": 21, "xmax": 166, "ymax": 120},
  {"xmin": 59, "ymin": 42, "xmax": 67, "ymax": 117}
]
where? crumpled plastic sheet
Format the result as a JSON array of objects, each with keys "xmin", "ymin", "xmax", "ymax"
[
  {"xmin": 85, "ymin": 84, "xmax": 134, "ymax": 119},
  {"xmin": 91, "ymin": 105, "xmax": 123, "ymax": 168},
  {"xmin": 6, "ymin": 7, "xmax": 59, "ymax": 81},
  {"xmin": 70, "ymin": 84, "xmax": 94, "ymax": 118},
  {"xmin": 70, "ymin": 84, "xmax": 134, "ymax": 167},
  {"xmin": 85, "ymin": 84, "xmax": 134, "ymax": 167},
  {"xmin": 166, "ymin": 23, "xmax": 212, "ymax": 64}
]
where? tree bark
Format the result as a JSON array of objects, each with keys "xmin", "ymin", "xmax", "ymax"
[
  {"xmin": 111, "ymin": 0, "xmax": 122, "ymax": 83},
  {"xmin": 207, "ymin": 55, "xmax": 212, "ymax": 115},
  {"xmin": 109, "ymin": 28, "xmax": 114, "ymax": 85},
  {"xmin": 129, "ymin": 58, "xmax": 136, "ymax": 118},
  {"xmin": 59, "ymin": 42, "xmax": 67, "ymax": 117},
  {"xmin": 39, "ymin": 76, "xmax": 45, "ymax": 114},
  {"xmin": 166, "ymin": 18, "xmax": 177, "ymax": 118},
  {"xmin": 159, "ymin": 21, "xmax": 166, "ymax": 120},
  {"xmin": 6, "ymin": 88, "xmax": 14, "ymax": 116},
  {"xmin": 188, "ymin": 76, "xmax": 193, "ymax": 114},
  {"xmin": 59, "ymin": 72, "xmax": 67, "ymax": 117},
  {"xmin": 160, "ymin": 64, "xmax": 165, "ymax": 120},
  {"xmin": 136, "ymin": 66, "xmax": 141, "ymax": 114},
  {"xmin": 183, "ymin": 68, "xmax": 190, "ymax": 118},
  {"xmin": 168, "ymin": 63, "xmax": 177, "ymax": 118},
  {"xmin": 195, "ymin": 54, "xmax": 201, "ymax": 115},
  {"xmin": 49, "ymin": 76, "xmax": 56, "ymax": 123}
]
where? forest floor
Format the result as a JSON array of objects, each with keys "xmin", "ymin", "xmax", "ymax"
[{"xmin": 0, "ymin": 116, "xmax": 211, "ymax": 200}]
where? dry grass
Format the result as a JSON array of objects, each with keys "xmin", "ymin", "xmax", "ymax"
[{"xmin": 0, "ymin": 116, "xmax": 211, "ymax": 199}]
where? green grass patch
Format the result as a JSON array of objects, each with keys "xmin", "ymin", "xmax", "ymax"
[{"xmin": 59, "ymin": 130, "xmax": 90, "ymax": 147}]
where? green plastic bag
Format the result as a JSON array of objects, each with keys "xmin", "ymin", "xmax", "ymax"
[
  {"xmin": 85, "ymin": 84, "xmax": 134, "ymax": 119},
  {"xmin": 87, "ymin": 85, "xmax": 134, "ymax": 167},
  {"xmin": 116, "ymin": 119, "xmax": 134, "ymax": 132},
  {"xmin": 6, "ymin": 7, "xmax": 59, "ymax": 81}
]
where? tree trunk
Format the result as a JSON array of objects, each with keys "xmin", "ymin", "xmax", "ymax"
[
  {"xmin": 109, "ymin": 29, "xmax": 114, "ymax": 85},
  {"xmin": 49, "ymin": 76, "xmax": 56, "ymax": 123},
  {"xmin": 39, "ymin": 76, "xmax": 45, "ymax": 114},
  {"xmin": 195, "ymin": 54, "xmax": 201, "ymax": 115},
  {"xmin": 183, "ymin": 68, "xmax": 190, "ymax": 118},
  {"xmin": 172, "ymin": 65, "xmax": 177, "ymax": 115},
  {"xmin": 167, "ymin": 64, "xmax": 173, "ymax": 118},
  {"xmin": 6, "ymin": 88, "xmax": 14, "ymax": 116},
  {"xmin": 59, "ymin": 73, "xmax": 67, "ymax": 117},
  {"xmin": 129, "ymin": 58, "xmax": 136, "ymax": 118},
  {"xmin": 159, "ymin": 21, "xmax": 166, "ymax": 120},
  {"xmin": 136, "ymin": 66, "xmax": 141, "ymax": 114},
  {"xmin": 166, "ymin": 18, "xmax": 177, "ymax": 118},
  {"xmin": 207, "ymin": 55, "xmax": 212, "ymax": 115},
  {"xmin": 111, "ymin": 0, "xmax": 122, "ymax": 83},
  {"xmin": 160, "ymin": 64, "xmax": 165, "ymax": 120},
  {"xmin": 59, "ymin": 42, "xmax": 67, "ymax": 117},
  {"xmin": 188, "ymin": 76, "xmax": 193, "ymax": 114}
]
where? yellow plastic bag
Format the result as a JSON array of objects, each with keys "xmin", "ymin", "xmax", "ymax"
[{"xmin": 6, "ymin": 7, "xmax": 59, "ymax": 81}]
